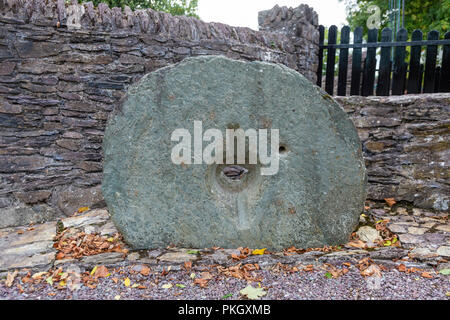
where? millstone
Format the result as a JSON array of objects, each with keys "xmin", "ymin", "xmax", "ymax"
[{"xmin": 102, "ymin": 56, "xmax": 367, "ymax": 250}]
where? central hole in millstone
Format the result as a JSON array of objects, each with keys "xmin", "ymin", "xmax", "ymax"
[{"xmin": 222, "ymin": 165, "xmax": 249, "ymax": 180}]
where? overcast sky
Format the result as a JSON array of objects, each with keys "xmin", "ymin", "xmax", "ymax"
[{"xmin": 197, "ymin": 0, "xmax": 348, "ymax": 30}]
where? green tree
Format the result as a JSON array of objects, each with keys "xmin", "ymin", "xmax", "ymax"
[
  {"xmin": 340, "ymin": 0, "xmax": 449, "ymax": 37},
  {"xmin": 77, "ymin": 0, "xmax": 199, "ymax": 18}
]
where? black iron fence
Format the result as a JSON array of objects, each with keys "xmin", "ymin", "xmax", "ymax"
[{"xmin": 317, "ymin": 25, "xmax": 450, "ymax": 96}]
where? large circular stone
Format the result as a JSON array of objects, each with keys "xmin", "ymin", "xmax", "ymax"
[{"xmin": 102, "ymin": 56, "xmax": 367, "ymax": 250}]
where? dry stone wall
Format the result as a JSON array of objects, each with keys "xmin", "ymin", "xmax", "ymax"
[
  {"xmin": 0, "ymin": 0, "xmax": 448, "ymax": 229},
  {"xmin": 337, "ymin": 94, "xmax": 450, "ymax": 212}
]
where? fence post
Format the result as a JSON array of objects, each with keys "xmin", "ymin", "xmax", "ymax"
[
  {"xmin": 423, "ymin": 30, "xmax": 439, "ymax": 93},
  {"xmin": 350, "ymin": 27, "xmax": 363, "ymax": 96},
  {"xmin": 391, "ymin": 28, "xmax": 408, "ymax": 95},
  {"xmin": 361, "ymin": 28, "xmax": 378, "ymax": 96},
  {"xmin": 377, "ymin": 28, "xmax": 393, "ymax": 96},
  {"xmin": 325, "ymin": 25, "xmax": 337, "ymax": 95},
  {"xmin": 337, "ymin": 26, "xmax": 350, "ymax": 96},
  {"xmin": 317, "ymin": 25, "xmax": 325, "ymax": 87},
  {"xmin": 407, "ymin": 29, "xmax": 423, "ymax": 94},
  {"xmin": 439, "ymin": 31, "xmax": 450, "ymax": 92}
]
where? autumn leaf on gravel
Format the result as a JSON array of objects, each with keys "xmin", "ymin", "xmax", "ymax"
[
  {"xmin": 46, "ymin": 276, "xmax": 54, "ymax": 286},
  {"xmin": 200, "ymin": 272, "xmax": 213, "ymax": 280},
  {"xmin": 55, "ymin": 252, "xmax": 65, "ymax": 260},
  {"xmin": 439, "ymin": 269, "xmax": 450, "ymax": 275},
  {"xmin": 240, "ymin": 285, "xmax": 267, "ymax": 300},
  {"xmin": 323, "ymin": 263, "xmax": 347, "ymax": 279},
  {"xmin": 217, "ymin": 263, "xmax": 261, "ymax": 282},
  {"xmin": 231, "ymin": 247, "xmax": 252, "ymax": 260},
  {"xmin": 421, "ymin": 272, "xmax": 433, "ymax": 279},
  {"xmin": 31, "ymin": 271, "xmax": 48, "ymax": 280},
  {"xmin": 270, "ymin": 262, "xmax": 298, "ymax": 274},
  {"xmin": 5, "ymin": 270, "xmax": 18, "ymax": 288},
  {"xmin": 397, "ymin": 264, "xmax": 423, "ymax": 274},
  {"xmin": 384, "ymin": 198, "xmax": 396, "ymax": 207},
  {"xmin": 123, "ymin": 277, "xmax": 131, "ymax": 287},
  {"xmin": 162, "ymin": 283, "xmax": 173, "ymax": 289},
  {"xmin": 252, "ymin": 248, "xmax": 267, "ymax": 255},
  {"xmin": 93, "ymin": 266, "xmax": 110, "ymax": 279},
  {"xmin": 183, "ymin": 261, "xmax": 192, "ymax": 271},
  {"xmin": 193, "ymin": 278, "xmax": 209, "ymax": 288},
  {"xmin": 360, "ymin": 264, "xmax": 382, "ymax": 278},
  {"xmin": 140, "ymin": 266, "xmax": 151, "ymax": 276},
  {"xmin": 303, "ymin": 265, "xmax": 315, "ymax": 272}
]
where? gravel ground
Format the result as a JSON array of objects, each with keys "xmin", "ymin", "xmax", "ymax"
[{"xmin": 1, "ymin": 267, "xmax": 448, "ymax": 300}]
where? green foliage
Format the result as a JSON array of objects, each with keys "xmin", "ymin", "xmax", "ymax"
[
  {"xmin": 77, "ymin": 0, "xmax": 199, "ymax": 18},
  {"xmin": 340, "ymin": 0, "xmax": 449, "ymax": 37}
]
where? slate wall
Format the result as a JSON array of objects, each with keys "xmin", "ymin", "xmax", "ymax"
[
  {"xmin": 337, "ymin": 94, "xmax": 450, "ymax": 212},
  {"xmin": 0, "ymin": 1, "xmax": 448, "ymax": 228}
]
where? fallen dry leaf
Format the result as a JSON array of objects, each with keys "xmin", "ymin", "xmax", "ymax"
[
  {"xmin": 421, "ymin": 272, "xmax": 433, "ymax": 279},
  {"xmin": 55, "ymin": 252, "xmax": 65, "ymax": 260},
  {"xmin": 140, "ymin": 266, "xmax": 151, "ymax": 276},
  {"xmin": 347, "ymin": 239, "xmax": 367, "ymax": 249},
  {"xmin": 360, "ymin": 264, "xmax": 382, "ymax": 278},
  {"xmin": 77, "ymin": 207, "xmax": 90, "ymax": 214},
  {"xmin": 183, "ymin": 261, "xmax": 192, "ymax": 271},
  {"xmin": 6, "ymin": 270, "xmax": 18, "ymax": 288},
  {"xmin": 217, "ymin": 263, "xmax": 262, "ymax": 282},
  {"xmin": 54, "ymin": 231, "xmax": 127, "ymax": 260},
  {"xmin": 93, "ymin": 265, "xmax": 110, "ymax": 279},
  {"xmin": 252, "ymin": 248, "xmax": 266, "ymax": 255},
  {"xmin": 240, "ymin": 285, "xmax": 267, "ymax": 300},
  {"xmin": 200, "ymin": 272, "xmax": 213, "ymax": 280},
  {"xmin": 193, "ymin": 278, "xmax": 209, "ymax": 288},
  {"xmin": 384, "ymin": 198, "xmax": 396, "ymax": 207}
]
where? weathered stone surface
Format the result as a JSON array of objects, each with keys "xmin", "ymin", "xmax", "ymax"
[
  {"xmin": 0, "ymin": 222, "xmax": 56, "ymax": 272},
  {"xmin": 0, "ymin": 205, "xmax": 58, "ymax": 228},
  {"xmin": 14, "ymin": 190, "xmax": 52, "ymax": 204},
  {"xmin": 61, "ymin": 209, "xmax": 110, "ymax": 229},
  {"xmin": 55, "ymin": 185, "xmax": 104, "ymax": 216},
  {"xmin": 103, "ymin": 56, "xmax": 366, "ymax": 250},
  {"xmin": 436, "ymin": 246, "xmax": 450, "ymax": 257},
  {"xmin": 0, "ymin": 61, "xmax": 15, "ymax": 75},
  {"xmin": 157, "ymin": 251, "xmax": 199, "ymax": 263},
  {"xmin": 435, "ymin": 225, "xmax": 450, "ymax": 233},
  {"xmin": 356, "ymin": 226, "xmax": 381, "ymax": 246},
  {"xmin": 318, "ymin": 250, "xmax": 369, "ymax": 264},
  {"xmin": 79, "ymin": 252, "xmax": 125, "ymax": 266},
  {"xmin": 399, "ymin": 234, "xmax": 424, "ymax": 245},
  {"xmin": 409, "ymin": 247, "xmax": 437, "ymax": 260}
]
